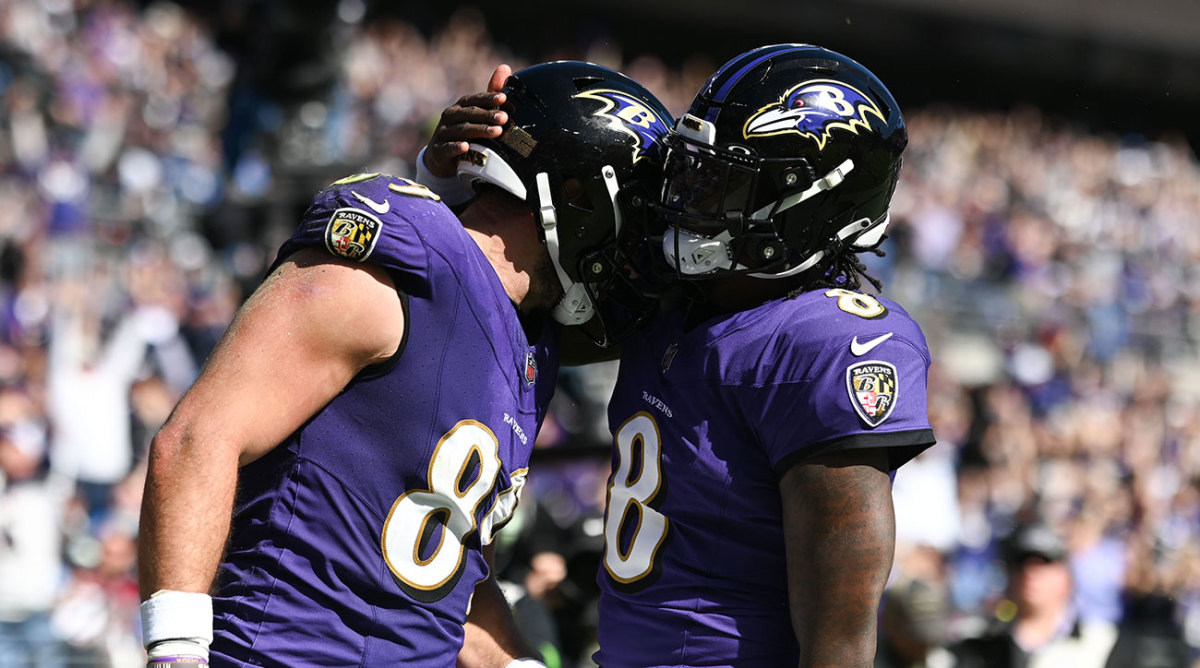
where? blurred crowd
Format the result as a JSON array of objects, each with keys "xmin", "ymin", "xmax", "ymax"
[{"xmin": 2, "ymin": 1, "xmax": 1200, "ymax": 666}]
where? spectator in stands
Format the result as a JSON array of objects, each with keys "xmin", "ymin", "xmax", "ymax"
[
  {"xmin": 950, "ymin": 521, "xmax": 1119, "ymax": 668},
  {"xmin": 6, "ymin": 0, "xmax": 1200, "ymax": 663},
  {"xmin": 875, "ymin": 578, "xmax": 954, "ymax": 668},
  {"xmin": 0, "ymin": 383, "xmax": 66, "ymax": 668}
]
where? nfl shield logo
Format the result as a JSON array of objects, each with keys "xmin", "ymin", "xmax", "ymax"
[
  {"xmin": 524, "ymin": 351, "xmax": 537, "ymax": 385},
  {"xmin": 846, "ymin": 360, "xmax": 898, "ymax": 427},
  {"xmin": 661, "ymin": 342, "xmax": 679, "ymax": 373}
]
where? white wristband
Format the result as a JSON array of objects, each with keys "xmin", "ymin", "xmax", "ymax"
[
  {"xmin": 415, "ymin": 146, "xmax": 475, "ymax": 206},
  {"xmin": 505, "ymin": 660, "xmax": 547, "ymax": 668},
  {"xmin": 140, "ymin": 590, "xmax": 213, "ymax": 656}
]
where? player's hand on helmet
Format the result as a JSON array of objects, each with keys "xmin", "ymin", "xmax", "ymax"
[{"xmin": 423, "ymin": 64, "xmax": 512, "ymax": 178}]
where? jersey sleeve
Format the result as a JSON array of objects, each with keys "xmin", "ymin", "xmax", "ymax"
[
  {"xmin": 737, "ymin": 304, "xmax": 936, "ymax": 477},
  {"xmin": 270, "ymin": 173, "xmax": 455, "ymax": 289}
]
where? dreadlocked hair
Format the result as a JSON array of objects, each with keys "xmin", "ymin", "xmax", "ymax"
[{"xmin": 786, "ymin": 240, "xmax": 887, "ymax": 299}]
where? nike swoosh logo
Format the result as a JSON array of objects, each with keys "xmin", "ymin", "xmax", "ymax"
[
  {"xmin": 352, "ymin": 191, "xmax": 390, "ymax": 214},
  {"xmin": 850, "ymin": 332, "xmax": 893, "ymax": 357}
]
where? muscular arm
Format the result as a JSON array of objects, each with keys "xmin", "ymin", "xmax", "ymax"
[
  {"xmin": 779, "ymin": 447, "xmax": 895, "ymax": 668},
  {"xmin": 138, "ymin": 247, "xmax": 404, "ymax": 598},
  {"xmin": 458, "ymin": 544, "xmax": 540, "ymax": 668}
]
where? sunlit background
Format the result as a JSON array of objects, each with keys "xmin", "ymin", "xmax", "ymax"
[{"xmin": 1, "ymin": 0, "xmax": 1199, "ymax": 665}]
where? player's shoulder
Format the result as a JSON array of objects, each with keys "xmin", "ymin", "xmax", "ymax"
[
  {"xmin": 768, "ymin": 288, "xmax": 926, "ymax": 348},
  {"xmin": 717, "ymin": 288, "xmax": 928, "ymax": 385},
  {"xmin": 311, "ymin": 172, "xmax": 451, "ymax": 222},
  {"xmin": 270, "ymin": 172, "xmax": 474, "ymax": 283},
  {"xmin": 298, "ymin": 172, "xmax": 465, "ymax": 264}
]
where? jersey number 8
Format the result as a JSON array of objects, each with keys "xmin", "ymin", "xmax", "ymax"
[
  {"xmin": 603, "ymin": 412, "xmax": 669, "ymax": 583},
  {"xmin": 381, "ymin": 420, "xmax": 525, "ymax": 601}
]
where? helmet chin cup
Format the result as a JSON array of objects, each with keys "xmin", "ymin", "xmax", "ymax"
[
  {"xmin": 662, "ymin": 228, "xmax": 734, "ymax": 276},
  {"xmin": 552, "ymin": 282, "xmax": 595, "ymax": 325}
]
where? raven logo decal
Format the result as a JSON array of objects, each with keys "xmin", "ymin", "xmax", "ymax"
[
  {"xmin": 574, "ymin": 89, "xmax": 670, "ymax": 164},
  {"xmin": 325, "ymin": 208, "xmax": 382, "ymax": 261},
  {"xmin": 846, "ymin": 360, "xmax": 898, "ymax": 427},
  {"xmin": 743, "ymin": 79, "xmax": 885, "ymax": 150}
]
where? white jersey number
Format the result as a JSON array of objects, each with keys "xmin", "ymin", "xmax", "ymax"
[
  {"xmin": 381, "ymin": 420, "xmax": 525, "ymax": 599},
  {"xmin": 388, "ymin": 178, "xmax": 441, "ymax": 201},
  {"xmin": 603, "ymin": 412, "xmax": 670, "ymax": 583},
  {"xmin": 825, "ymin": 288, "xmax": 888, "ymax": 319}
]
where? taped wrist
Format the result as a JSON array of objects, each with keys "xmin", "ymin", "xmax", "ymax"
[
  {"xmin": 141, "ymin": 590, "xmax": 212, "ymax": 663},
  {"xmin": 505, "ymin": 660, "xmax": 548, "ymax": 668},
  {"xmin": 147, "ymin": 652, "xmax": 209, "ymax": 666},
  {"xmin": 415, "ymin": 146, "xmax": 475, "ymax": 206}
]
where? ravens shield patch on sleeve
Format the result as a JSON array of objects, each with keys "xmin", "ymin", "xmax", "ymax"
[
  {"xmin": 846, "ymin": 360, "xmax": 897, "ymax": 427},
  {"xmin": 325, "ymin": 207, "xmax": 382, "ymax": 261}
]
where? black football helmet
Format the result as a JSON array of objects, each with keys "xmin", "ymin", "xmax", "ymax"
[
  {"xmin": 654, "ymin": 44, "xmax": 907, "ymax": 280},
  {"xmin": 456, "ymin": 61, "xmax": 672, "ymax": 346}
]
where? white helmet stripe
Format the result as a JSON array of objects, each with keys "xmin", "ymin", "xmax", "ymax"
[{"xmin": 457, "ymin": 144, "xmax": 527, "ymax": 201}]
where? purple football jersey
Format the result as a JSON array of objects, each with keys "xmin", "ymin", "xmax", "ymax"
[
  {"xmin": 595, "ymin": 288, "xmax": 934, "ymax": 667},
  {"xmin": 210, "ymin": 174, "xmax": 558, "ymax": 666}
]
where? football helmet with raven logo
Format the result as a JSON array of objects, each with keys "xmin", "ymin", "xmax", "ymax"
[
  {"xmin": 655, "ymin": 44, "xmax": 907, "ymax": 282},
  {"xmin": 458, "ymin": 60, "xmax": 673, "ymax": 346}
]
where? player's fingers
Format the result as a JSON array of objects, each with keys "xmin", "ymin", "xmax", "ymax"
[
  {"xmin": 431, "ymin": 119, "xmax": 503, "ymax": 144},
  {"xmin": 487, "ymin": 64, "xmax": 512, "ymax": 93},
  {"xmin": 454, "ymin": 91, "xmax": 506, "ymax": 110},
  {"xmin": 428, "ymin": 141, "xmax": 469, "ymax": 160},
  {"xmin": 444, "ymin": 96, "xmax": 507, "ymax": 134},
  {"xmin": 422, "ymin": 141, "xmax": 469, "ymax": 178},
  {"xmin": 439, "ymin": 106, "xmax": 507, "ymax": 131}
]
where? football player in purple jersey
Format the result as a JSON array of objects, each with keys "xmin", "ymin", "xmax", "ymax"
[
  {"xmin": 597, "ymin": 44, "xmax": 934, "ymax": 668},
  {"xmin": 425, "ymin": 44, "xmax": 935, "ymax": 668},
  {"xmin": 136, "ymin": 61, "xmax": 669, "ymax": 668}
]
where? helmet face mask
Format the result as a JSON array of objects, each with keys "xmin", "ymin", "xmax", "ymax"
[
  {"xmin": 457, "ymin": 61, "xmax": 672, "ymax": 346},
  {"xmin": 660, "ymin": 139, "xmax": 758, "ymax": 228},
  {"xmin": 657, "ymin": 131, "xmax": 808, "ymax": 277},
  {"xmin": 653, "ymin": 44, "xmax": 907, "ymax": 283}
]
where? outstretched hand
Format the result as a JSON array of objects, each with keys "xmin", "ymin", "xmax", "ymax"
[{"xmin": 423, "ymin": 64, "xmax": 512, "ymax": 178}]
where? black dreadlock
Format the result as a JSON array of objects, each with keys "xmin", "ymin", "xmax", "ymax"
[
  {"xmin": 786, "ymin": 237, "xmax": 887, "ymax": 298},
  {"xmin": 668, "ymin": 234, "xmax": 889, "ymax": 325}
]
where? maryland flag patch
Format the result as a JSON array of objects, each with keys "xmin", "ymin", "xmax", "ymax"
[
  {"xmin": 325, "ymin": 207, "xmax": 382, "ymax": 261},
  {"xmin": 846, "ymin": 360, "xmax": 898, "ymax": 427}
]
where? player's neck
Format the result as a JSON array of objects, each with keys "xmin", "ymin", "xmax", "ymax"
[
  {"xmin": 705, "ymin": 274, "xmax": 795, "ymax": 312},
  {"xmin": 460, "ymin": 190, "xmax": 546, "ymax": 313},
  {"xmin": 466, "ymin": 226, "xmax": 532, "ymax": 306}
]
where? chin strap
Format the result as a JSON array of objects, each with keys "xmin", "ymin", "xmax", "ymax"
[
  {"xmin": 751, "ymin": 159, "xmax": 855, "ymax": 222},
  {"xmin": 752, "ymin": 214, "xmax": 884, "ymax": 279},
  {"xmin": 537, "ymin": 166, "xmax": 623, "ymax": 326},
  {"xmin": 536, "ymin": 172, "xmax": 587, "ymax": 325}
]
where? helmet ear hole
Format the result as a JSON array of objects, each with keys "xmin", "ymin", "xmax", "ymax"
[
  {"xmin": 779, "ymin": 159, "xmax": 816, "ymax": 192},
  {"xmin": 563, "ymin": 177, "xmax": 590, "ymax": 208}
]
